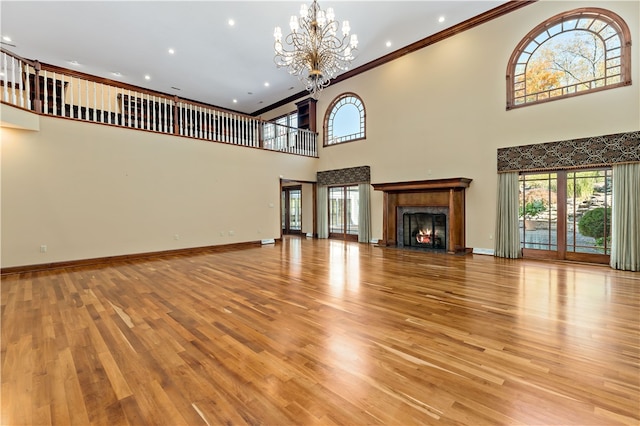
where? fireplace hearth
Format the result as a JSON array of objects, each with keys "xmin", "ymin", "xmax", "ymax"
[{"xmin": 372, "ymin": 178, "xmax": 472, "ymax": 254}]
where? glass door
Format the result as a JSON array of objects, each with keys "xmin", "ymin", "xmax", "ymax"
[
  {"xmin": 282, "ymin": 186, "xmax": 302, "ymax": 234},
  {"xmin": 519, "ymin": 168, "xmax": 612, "ymax": 263},
  {"xmin": 329, "ymin": 185, "xmax": 359, "ymax": 241}
]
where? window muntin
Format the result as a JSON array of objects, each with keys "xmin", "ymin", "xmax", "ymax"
[
  {"xmin": 519, "ymin": 173, "xmax": 558, "ymax": 251},
  {"xmin": 507, "ymin": 8, "xmax": 631, "ymax": 109},
  {"xmin": 566, "ymin": 169, "xmax": 612, "ymax": 255},
  {"xmin": 329, "ymin": 185, "xmax": 359, "ymax": 238},
  {"xmin": 324, "ymin": 93, "xmax": 365, "ymax": 146},
  {"xmin": 518, "ymin": 167, "xmax": 613, "ymax": 258}
]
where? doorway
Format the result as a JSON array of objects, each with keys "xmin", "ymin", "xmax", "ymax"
[
  {"xmin": 519, "ymin": 167, "xmax": 612, "ymax": 263},
  {"xmin": 282, "ymin": 185, "xmax": 302, "ymax": 235},
  {"xmin": 328, "ymin": 185, "xmax": 359, "ymax": 241}
]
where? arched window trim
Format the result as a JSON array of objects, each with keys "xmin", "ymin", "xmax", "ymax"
[
  {"xmin": 323, "ymin": 92, "xmax": 366, "ymax": 146},
  {"xmin": 506, "ymin": 7, "xmax": 632, "ymax": 110}
]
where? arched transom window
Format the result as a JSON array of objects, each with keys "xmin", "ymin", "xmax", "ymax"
[
  {"xmin": 507, "ymin": 8, "xmax": 631, "ymax": 109},
  {"xmin": 324, "ymin": 93, "xmax": 365, "ymax": 146}
]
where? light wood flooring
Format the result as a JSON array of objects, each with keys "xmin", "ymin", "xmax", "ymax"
[{"xmin": 2, "ymin": 237, "xmax": 639, "ymax": 425}]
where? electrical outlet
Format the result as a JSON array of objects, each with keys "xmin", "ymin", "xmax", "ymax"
[
  {"xmin": 174, "ymin": 234, "xmax": 180, "ymax": 240},
  {"xmin": 40, "ymin": 245, "xmax": 47, "ymax": 253},
  {"xmin": 228, "ymin": 230, "xmax": 235, "ymax": 236},
  {"xmin": 219, "ymin": 231, "xmax": 225, "ymax": 237}
]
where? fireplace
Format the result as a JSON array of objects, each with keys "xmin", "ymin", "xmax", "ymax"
[
  {"xmin": 400, "ymin": 210, "xmax": 447, "ymax": 251},
  {"xmin": 372, "ymin": 178, "xmax": 472, "ymax": 254}
]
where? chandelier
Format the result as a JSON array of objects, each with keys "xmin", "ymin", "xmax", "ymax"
[{"xmin": 274, "ymin": 0, "xmax": 358, "ymax": 97}]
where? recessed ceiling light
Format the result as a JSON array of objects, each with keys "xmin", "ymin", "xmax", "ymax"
[
  {"xmin": 144, "ymin": 75, "xmax": 151, "ymax": 80},
  {"xmin": 385, "ymin": 41, "xmax": 392, "ymax": 48},
  {"xmin": 228, "ymin": 19, "xmax": 235, "ymax": 26},
  {"xmin": 168, "ymin": 48, "xmax": 175, "ymax": 55},
  {"xmin": 233, "ymin": 99, "xmax": 238, "ymax": 103},
  {"xmin": 69, "ymin": 60, "xmax": 79, "ymax": 66},
  {"xmin": 2, "ymin": 36, "xmax": 11, "ymax": 42},
  {"xmin": 264, "ymin": 82, "xmax": 270, "ymax": 87},
  {"xmin": 438, "ymin": 16, "xmax": 445, "ymax": 23},
  {"xmin": 111, "ymin": 72, "xmax": 122, "ymax": 77}
]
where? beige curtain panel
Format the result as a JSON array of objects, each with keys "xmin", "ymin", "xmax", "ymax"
[
  {"xmin": 610, "ymin": 162, "xmax": 640, "ymax": 271},
  {"xmin": 494, "ymin": 172, "xmax": 522, "ymax": 259}
]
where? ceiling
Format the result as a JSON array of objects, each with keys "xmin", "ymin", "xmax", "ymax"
[{"xmin": 1, "ymin": 1, "xmax": 508, "ymax": 115}]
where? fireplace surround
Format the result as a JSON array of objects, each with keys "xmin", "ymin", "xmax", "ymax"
[{"xmin": 372, "ymin": 178, "xmax": 472, "ymax": 254}]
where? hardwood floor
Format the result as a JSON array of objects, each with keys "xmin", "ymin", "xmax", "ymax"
[{"xmin": 2, "ymin": 237, "xmax": 639, "ymax": 425}]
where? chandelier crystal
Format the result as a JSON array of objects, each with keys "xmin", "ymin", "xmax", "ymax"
[{"xmin": 274, "ymin": 0, "xmax": 358, "ymax": 97}]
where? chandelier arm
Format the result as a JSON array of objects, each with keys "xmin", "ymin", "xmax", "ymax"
[{"xmin": 273, "ymin": 0, "xmax": 357, "ymax": 96}]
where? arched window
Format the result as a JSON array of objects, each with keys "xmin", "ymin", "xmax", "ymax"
[
  {"xmin": 324, "ymin": 93, "xmax": 365, "ymax": 146},
  {"xmin": 506, "ymin": 8, "xmax": 631, "ymax": 109}
]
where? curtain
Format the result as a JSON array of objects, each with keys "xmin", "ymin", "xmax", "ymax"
[
  {"xmin": 494, "ymin": 172, "xmax": 522, "ymax": 258},
  {"xmin": 317, "ymin": 185, "xmax": 328, "ymax": 239},
  {"xmin": 610, "ymin": 162, "xmax": 640, "ymax": 271},
  {"xmin": 358, "ymin": 183, "xmax": 371, "ymax": 243}
]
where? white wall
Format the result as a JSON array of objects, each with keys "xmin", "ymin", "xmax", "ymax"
[
  {"xmin": 264, "ymin": 0, "xmax": 640, "ymax": 250},
  {"xmin": 1, "ymin": 108, "xmax": 317, "ymax": 267},
  {"xmin": 2, "ymin": 0, "xmax": 638, "ymax": 267}
]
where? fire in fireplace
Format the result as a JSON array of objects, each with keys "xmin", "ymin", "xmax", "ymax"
[{"xmin": 402, "ymin": 213, "xmax": 447, "ymax": 250}]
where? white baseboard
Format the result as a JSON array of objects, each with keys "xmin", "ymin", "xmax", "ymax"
[{"xmin": 473, "ymin": 247, "xmax": 495, "ymax": 255}]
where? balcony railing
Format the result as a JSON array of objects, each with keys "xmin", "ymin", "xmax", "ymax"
[{"xmin": 1, "ymin": 48, "xmax": 317, "ymax": 157}]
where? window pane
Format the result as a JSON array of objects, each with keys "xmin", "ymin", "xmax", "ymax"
[
  {"xmin": 289, "ymin": 189, "xmax": 301, "ymax": 231},
  {"xmin": 566, "ymin": 169, "xmax": 611, "ymax": 254},
  {"xmin": 329, "ymin": 187, "xmax": 344, "ymax": 234},
  {"xmin": 510, "ymin": 10, "xmax": 629, "ymax": 108},
  {"xmin": 520, "ymin": 173, "xmax": 558, "ymax": 251}
]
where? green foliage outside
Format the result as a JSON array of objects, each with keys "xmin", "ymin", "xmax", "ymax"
[
  {"xmin": 578, "ymin": 208, "xmax": 611, "ymax": 248},
  {"xmin": 519, "ymin": 199, "xmax": 547, "ymax": 218}
]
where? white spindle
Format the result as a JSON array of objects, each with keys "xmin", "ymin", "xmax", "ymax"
[
  {"xmin": 107, "ymin": 85, "xmax": 112, "ymax": 124},
  {"xmin": 191, "ymin": 105, "xmax": 195, "ymax": 137},
  {"xmin": 38, "ymin": 70, "xmax": 49, "ymax": 114},
  {"xmin": 1, "ymin": 53, "xmax": 8, "ymax": 103},
  {"xmin": 18, "ymin": 61, "xmax": 25, "ymax": 108},
  {"xmin": 85, "ymin": 79, "xmax": 89, "ymax": 120},
  {"xmin": 200, "ymin": 106, "xmax": 204, "ymax": 138},
  {"xmin": 129, "ymin": 90, "xmax": 135, "ymax": 128},
  {"xmin": 150, "ymin": 95, "xmax": 155, "ymax": 132},
  {"xmin": 76, "ymin": 78, "xmax": 82, "ymax": 118},
  {"xmin": 25, "ymin": 64, "xmax": 32, "ymax": 110},
  {"xmin": 69, "ymin": 74, "xmax": 74, "ymax": 117},
  {"xmin": 200, "ymin": 106, "xmax": 205, "ymax": 139},
  {"xmin": 167, "ymin": 98, "xmax": 172, "ymax": 133},
  {"xmin": 53, "ymin": 72, "xmax": 59, "ymax": 115},
  {"xmin": 146, "ymin": 93, "xmax": 150, "ymax": 130},
  {"xmin": 91, "ymin": 81, "xmax": 96, "ymax": 121},
  {"xmin": 100, "ymin": 83, "xmax": 104, "ymax": 122},
  {"xmin": 10, "ymin": 56, "xmax": 17, "ymax": 105}
]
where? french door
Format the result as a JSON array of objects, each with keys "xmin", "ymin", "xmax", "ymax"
[
  {"xmin": 282, "ymin": 186, "xmax": 302, "ymax": 235},
  {"xmin": 328, "ymin": 185, "xmax": 359, "ymax": 241},
  {"xmin": 519, "ymin": 168, "xmax": 612, "ymax": 263}
]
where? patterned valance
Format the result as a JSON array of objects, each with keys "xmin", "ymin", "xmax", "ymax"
[
  {"xmin": 497, "ymin": 131, "xmax": 639, "ymax": 173},
  {"xmin": 317, "ymin": 166, "xmax": 370, "ymax": 186}
]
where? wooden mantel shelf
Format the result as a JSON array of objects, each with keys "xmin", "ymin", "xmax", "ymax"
[
  {"xmin": 372, "ymin": 178, "xmax": 472, "ymax": 192},
  {"xmin": 372, "ymin": 177, "xmax": 473, "ymax": 254}
]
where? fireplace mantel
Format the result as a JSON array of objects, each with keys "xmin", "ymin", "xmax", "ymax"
[{"xmin": 372, "ymin": 178, "xmax": 472, "ymax": 254}]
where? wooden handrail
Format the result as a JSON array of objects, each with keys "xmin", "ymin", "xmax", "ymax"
[{"xmin": 1, "ymin": 47, "xmax": 318, "ymax": 157}]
